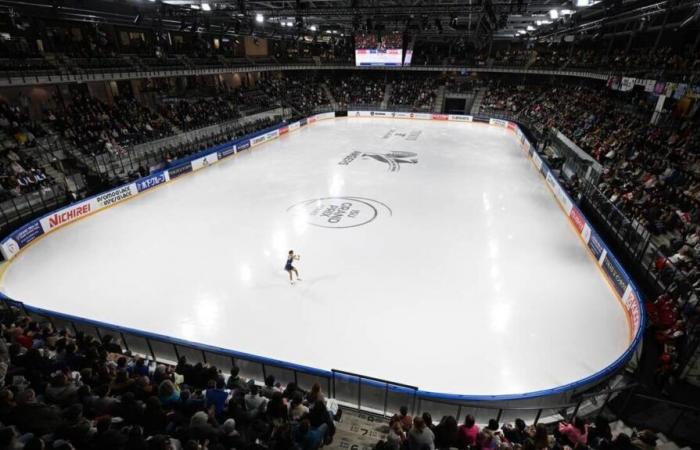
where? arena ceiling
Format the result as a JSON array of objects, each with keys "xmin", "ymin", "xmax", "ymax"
[{"xmin": 0, "ymin": 0, "xmax": 697, "ymax": 44}]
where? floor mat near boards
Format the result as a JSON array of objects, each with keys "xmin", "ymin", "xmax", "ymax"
[{"xmin": 327, "ymin": 409, "xmax": 389, "ymax": 450}]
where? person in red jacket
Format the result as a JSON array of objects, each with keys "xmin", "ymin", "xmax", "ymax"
[
  {"xmin": 457, "ymin": 415, "xmax": 479, "ymax": 449},
  {"xmin": 558, "ymin": 417, "xmax": 588, "ymax": 446}
]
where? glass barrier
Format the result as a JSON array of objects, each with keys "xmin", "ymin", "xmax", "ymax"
[{"xmin": 0, "ymin": 293, "xmax": 662, "ymax": 432}]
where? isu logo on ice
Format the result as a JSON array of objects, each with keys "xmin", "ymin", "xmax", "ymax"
[
  {"xmin": 338, "ymin": 150, "xmax": 418, "ymax": 172},
  {"xmin": 287, "ymin": 197, "xmax": 392, "ymax": 229}
]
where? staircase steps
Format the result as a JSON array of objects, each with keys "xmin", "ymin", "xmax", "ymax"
[{"xmin": 470, "ymin": 87, "xmax": 487, "ymax": 115}]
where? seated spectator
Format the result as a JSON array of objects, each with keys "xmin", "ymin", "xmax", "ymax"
[
  {"xmin": 458, "ymin": 414, "xmax": 479, "ymax": 448},
  {"xmin": 306, "ymin": 382, "xmax": 326, "ymax": 405},
  {"xmin": 397, "ymin": 405, "xmax": 413, "ymax": 432},
  {"xmin": 434, "ymin": 415, "xmax": 459, "ymax": 448},
  {"xmin": 559, "ymin": 417, "xmax": 589, "ymax": 446},
  {"xmin": 244, "ymin": 383, "xmax": 268, "ymax": 418},
  {"xmin": 289, "ymin": 392, "xmax": 309, "ymax": 421},
  {"xmin": 408, "ymin": 416, "xmax": 435, "ymax": 450},
  {"xmin": 387, "ymin": 419, "xmax": 407, "ymax": 450},
  {"xmin": 503, "ymin": 418, "xmax": 528, "ymax": 444},
  {"xmin": 262, "ymin": 374, "xmax": 281, "ymax": 397},
  {"xmin": 204, "ymin": 378, "xmax": 229, "ymax": 418},
  {"xmin": 226, "ymin": 365, "xmax": 248, "ymax": 392},
  {"xmin": 294, "ymin": 418, "xmax": 327, "ymax": 450}
]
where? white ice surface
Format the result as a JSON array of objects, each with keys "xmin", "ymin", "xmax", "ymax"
[{"xmin": 1, "ymin": 118, "xmax": 630, "ymax": 397}]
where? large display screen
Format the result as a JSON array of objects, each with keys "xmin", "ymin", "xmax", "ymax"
[{"xmin": 354, "ymin": 32, "xmax": 403, "ymax": 67}]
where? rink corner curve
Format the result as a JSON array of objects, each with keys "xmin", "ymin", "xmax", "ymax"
[{"xmin": 0, "ymin": 110, "xmax": 645, "ymax": 403}]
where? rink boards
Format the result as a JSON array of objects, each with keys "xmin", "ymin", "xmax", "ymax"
[{"xmin": 0, "ymin": 110, "xmax": 645, "ymax": 402}]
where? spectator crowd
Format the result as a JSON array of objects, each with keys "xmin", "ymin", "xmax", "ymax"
[
  {"xmin": 375, "ymin": 408, "xmax": 663, "ymax": 450},
  {"xmin": 0, "ymin": 307, "xmax": 341, "ymax": 450}
]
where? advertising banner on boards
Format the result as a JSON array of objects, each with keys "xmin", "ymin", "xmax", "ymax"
[
  {"xmin": 168, "ymin": 162, "xmax": 193, "ymax": 179},
  {"xmin": 218, "ymin": 145, "xmax": 237, "ymax": 160},
  {"xmin": 136, "ymin": 172, "xmax": 169, "ymax": 193},
  {"xmin": 192, "ymin": 153, "xmax": 219, "ymax": 171}
]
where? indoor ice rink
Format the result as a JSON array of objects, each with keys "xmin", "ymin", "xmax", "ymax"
[{"xmin": 0, "ymin": 117, "xmax": 631, "ymax": 397}]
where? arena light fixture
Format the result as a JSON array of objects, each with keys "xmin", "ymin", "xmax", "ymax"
[
  {"xmin": 549, "ymin": 9, "xmax": 559, "ymax": 19},
  {"xmin": 201, "ymin": 3, "xmax": 211, "ymax": 11},
  {"xmin": 255, "ymin": 13, "xmax": 264, "ymax": 23}
]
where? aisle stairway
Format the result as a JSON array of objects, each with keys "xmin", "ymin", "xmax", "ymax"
[
  {"xmin": 381, "ymin": 83, "xmax": 393, "ymax": 110},
  {"xmin": 434, "ymin": 85, "xmax": 446, "ymax": 112},
  {"xmin": 322, "ymin": 83, "xmax": 338, "ymax": 110},
  {"xmin": 470, "ymin": 87, "xmax": 487, "ymax": 115},
  {"xmin": 328, "ymin": 409, "xmax": 388, "ymax": 450}
]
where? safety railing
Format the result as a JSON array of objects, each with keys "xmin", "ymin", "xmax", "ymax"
[
  {"xmin": 73, "ymin": 108, "xmax": 289, "ymax": 182},
  {"xmin": 0, "ymin": 184, "xmax": 67, "ymax": 237},
  {"xmin": 0, "ymin": 294, "xmax": 639, "ymax": 428},
  {"xmin": 331, "ymin": 370, "xmax": 419, "ymax": 417},
  {"xmin": 6, "ymin": 281, "xmax": 698, "ymax": 443}
]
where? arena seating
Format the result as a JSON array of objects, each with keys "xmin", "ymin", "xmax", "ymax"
[
  {"xmin": 0, "ymin": 23, "xmax": 699, "ymax": 445},
  {"xmin": 0, "ymin": 306, "xmax": 668, "ymax": 450},
  {"xmin": 0, "ymin": 103, "xmax": 55, "ymax": 199},
  {"xmin": 49, "ymin": 90, "xmax": 173, "ymax": 157},
  {"xmin": 326, "ymin": 73, "xmax": 385, "ymax": 108},
  {"xmin": 388, "ymin": 75, "xmax": 438, "ymax": 110}
]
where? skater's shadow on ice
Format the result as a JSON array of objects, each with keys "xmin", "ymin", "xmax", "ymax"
[
  {"xmin": 297, "ymin": 273, "xmax": 340, "ymax": 288},
  {"xmin": 250, "ymin": 273, "xmax": 340, "ymax": 291}
]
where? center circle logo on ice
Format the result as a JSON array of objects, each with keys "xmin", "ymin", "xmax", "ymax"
[{"xmin": 287, "ymin": 197, "xmax": 391, "ymax": 229}]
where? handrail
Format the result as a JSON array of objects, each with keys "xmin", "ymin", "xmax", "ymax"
[
  {"xmin": 631, "ymin": 393, "xmax": 700, "ymax": 413},
  {"xmin": 332, "ymin": 369, "xmax": 419, "ymax": 391}
]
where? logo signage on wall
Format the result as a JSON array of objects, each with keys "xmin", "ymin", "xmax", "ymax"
[
  {"xmin": 168, "ymin": 162, "xmax": 192, "ymax": 179},
  {"xmin": 218, "ymin": 145, "xmax": 237, "ymax": 160},
  {"xmin": 192, "ymin": 153, "xmax": 219, "ymax": 172},
  {"xmin": 602, "ymin": 255, "xmax": 628, "ymax": 296},
  {"xmin": 41, "ymin": 203, "xmax": 92, "ymax": 231},
  {"xmin": 0, "ymin": 220, "xmax": 44, "ymax": 258},
  {"xmin": 96, "ymin": 185, "xmax": 137, "ymax": 208},
  {"xmin": 448, "ymin": 115, "xmax": 473, "ymax": 122},
  {"xmin": 338, "ymin": 151, "xmax": 418, "ymax": 172},
  {"xmin": 623, "ymin": 285, "xmax": 642, "ymax": 331},
  {"xmin": 136, "ymin": 172, "xmax": 168, "ymax": 193},
  {"xmin": 287, "ymin": 197, "xmax": 391, "ymax": 229}
]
